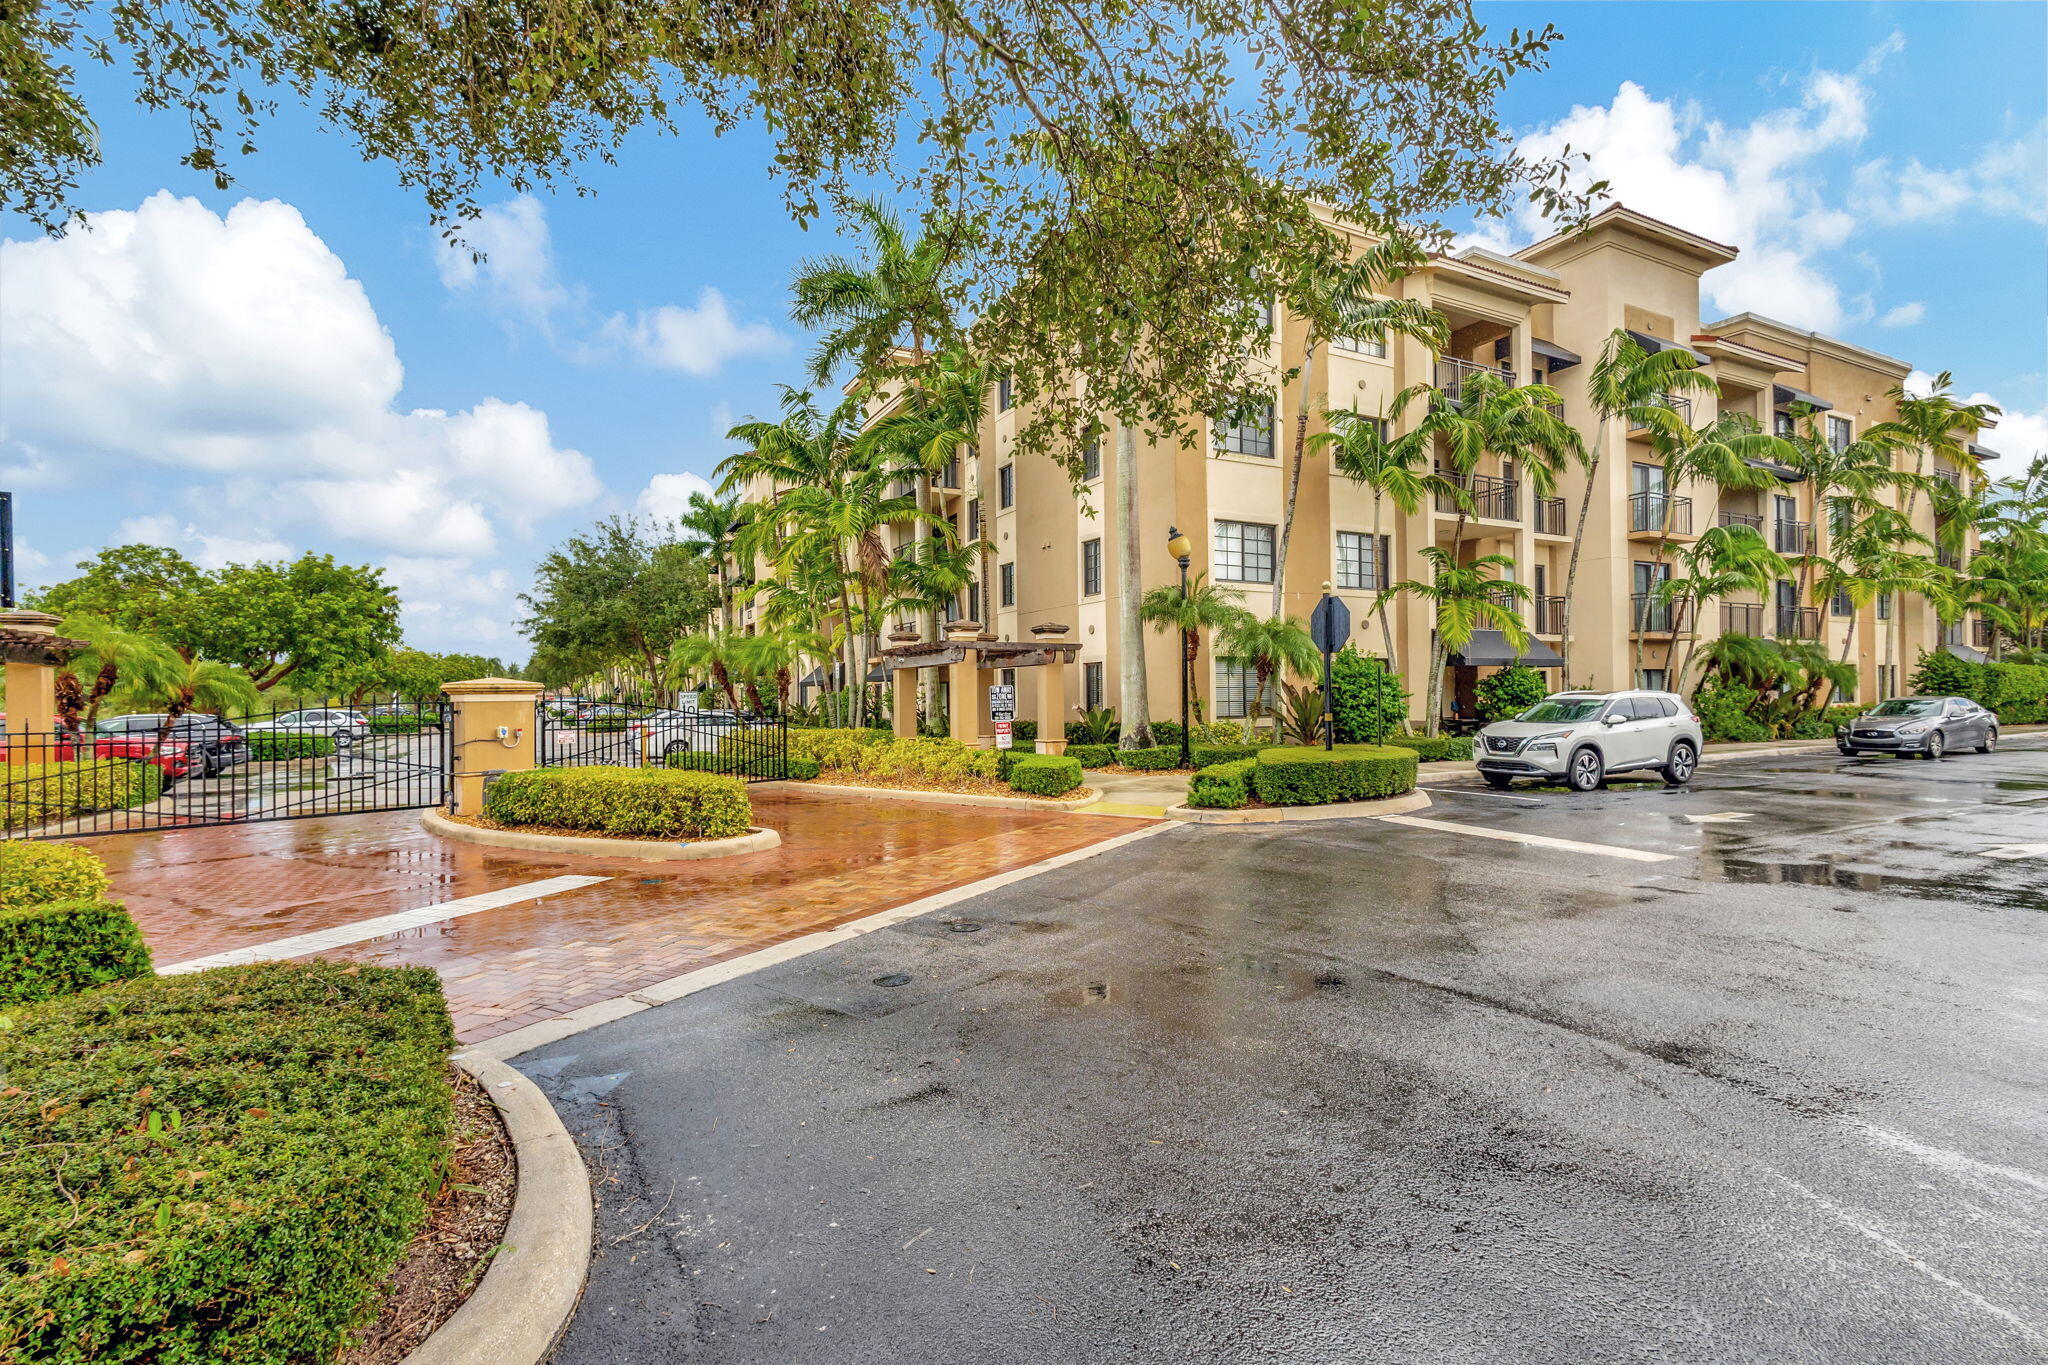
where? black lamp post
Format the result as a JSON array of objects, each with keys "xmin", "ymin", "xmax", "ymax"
[{"xmin": 1166, "ymin": 525, "xmax": 1194, "ymax": 768}]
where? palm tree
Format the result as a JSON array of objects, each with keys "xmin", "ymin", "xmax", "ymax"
[
  {"xmin": 1215, "ymin": 613, "xmax": 1320, "ymax": 737},
  {"xmin": 1139, "ymin": 573, "xmax": 1248, "ymax": 732},
  {"xmin": 675, "ymin": 490, "xmax": 746, "ymax": 629},
  {"xmin": 130, "ymin": 658, "xmax": 259, "ymax": 755},
  {"xmin": 1271, "ymin": 236, "xmax": 1447, "ymax": 615},
  {"xmin": 789, "ymin": 199, "xmax": 964, "ymax": 388},
  {"xmin": 1558, "ymin": 331, "xmax": 1719, "ymax": 679},
  {"xmin": 1866, "ymin": 371, "xmax": 2000, "ymax": 524},
  {"xmin": 52, "ymin": 617, "xmax": 183, "ymax": 735},
  {"xmin": 1656, "ymin": 524, "xmax": 1789, "ymax": 691},
  {"xmin": 1371, "ymin": 547, "xmax": 1530, "ymax": 736},
  {"xmin": 1418, "ymin": 368, "xmax": 1583, "ymax": 545},
  {"xmin": 668, "ymin": 629, "xmax": 753, "ymax": 712},
  {"xmin": 1311, "ymin": 404, "xmax": 1457, "ymax": 671}
]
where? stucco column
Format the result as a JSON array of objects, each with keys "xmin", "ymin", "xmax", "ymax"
[
  {"xmin": 1030, "ymin": 623, "xmax": 1071, "ymax": 755},
  {"xmin": 944, "ymin": 620, "xmax": 986, "ymax": 748},
  {"xmin": 1, "ymin": 610, "xmax": 65, "ymax": 763},
  {"xmin": 442, "ymin": 677, "xmax": 544, "ymax": 816},
  {"xmin": 886, "ymin": 629, "xmax": 920, "ymax": 738}
]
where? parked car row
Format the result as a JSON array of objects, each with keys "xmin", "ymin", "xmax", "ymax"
[{"xmin": 1473, "ymin": 690, "xmax": 2000, "ymax": 793}]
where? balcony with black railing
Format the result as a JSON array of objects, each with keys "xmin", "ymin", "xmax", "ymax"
[
  {"xmin": 1628, "ymin": 491, "xmax": 1694, "ymax": 537},
  {"xmin": 1776, "ymin": 605, "xmax": 1821, "ymax": 639},
  {"xmin": 1433, "ymin": 470, "xmax": 1520, "ymax": 522},
  {"xmin": 1717, "ymin": 509, "xmax": 1764, "ymax": 532},
  {"xmin": 1722, "ymin": 601, "xmax": 1764, "ymax": 636},
  {"xmin": 1534, "ymin": 496, "xmax": 1566, "ymax": 537},
  {"xmin": 1936, "ymin": 545, "xmax": 1963, "ymax": 571},
  {"xmin": 1628, "ymin": 393, "xmax": 1693, "ymax": 433},
  {"xmin": 1773, "ymin": 519, "xmax": 1815, "ymax": 555},
  {"xmin": 1629, "ymin": 594, "xmax": 1685, "ymax": 634},
  {"xmin": 1435, "ymin": 356, "xmax": 1515, "ymax": 400},
  {"xmin": 1534, "ymin": 595, "xmax": 1566, "ymax": 635}
]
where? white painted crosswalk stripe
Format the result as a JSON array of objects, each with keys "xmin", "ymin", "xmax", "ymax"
[{"xmin": 1375, "ymin": 814, "xmax": 1675, "ymax": 863}]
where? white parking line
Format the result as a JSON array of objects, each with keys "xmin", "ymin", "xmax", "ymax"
[
  {"xmin": 158, "ymin": 874, "xmax": 612, "ymax": 975},
  {"xmin": 1375, "ymin": 814, "xmax": 1676, "ymax": 863}
]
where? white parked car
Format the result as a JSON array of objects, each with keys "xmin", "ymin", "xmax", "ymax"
[
  {"xmin": 629, "ymin": 708, "xmax": 770, "ymax": 761},
  {"xmin": 1474, "ymin": 690, "xmax": 1704, "ymax": 792},
  {"xmin": 241, "ymin": 708, "xmax": 370, "ymax": 742}
]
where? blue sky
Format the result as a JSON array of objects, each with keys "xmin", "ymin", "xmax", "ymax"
[{"xmin": 2, "ymin": 1, "xmax": 2042, "ymax": 656}]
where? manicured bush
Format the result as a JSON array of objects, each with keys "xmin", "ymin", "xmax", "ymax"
[
  {"xmin": 1327, "ymin": 647, "xmax": 1408, "ymax": 744},
  {"xmin": 247, "ymin": 733, "xmax": 336, "ymax": 761},
  {"xmin": 0, "ymin": 760, "xmax": 165, "ymax": 831},
  {"xmin": 1693, "ymin": 685, "xmax": 1772, "ymax": 743},
  {"xmin": 1192, "ymin": 744, "xmax": 1260, "ymax": 767},
  {"xmin": 780, "ymin": 727, "xmax": 892, "ymax": 770},
  {"xmin": 1187, "ymin": 758, "xmax": 1255, "ymax": 809},
  {"xmin": 1007, "ymin": 754, "xmax": 1083, "ymax": 797},
  {"xmin": 1475, "ymin": 665, "xmax": 1548, "ymax": 723},
  {"xmin": 1910, "ymin": 647, "xmax": 1984, "ymax": 702},
  {"xmin": 1822, "ymin": 703, "xmax": 1863, "ymax": 728},
  {"xmin": 666, "ymin": 751, "xmax": 821, "ymax": 781},
  {"xmin": 0, "ymin": 962, "xmax": 454, "ymax": 1364},
  {"xmin": 1116, "ymin": 745, "xmax": 1184, "ymax": 771},
  {"xmin": 1010, "ymin": 720, "xmax": 1038, "ymax": 743},
  {"xmin": 1381, "ymin": 733, "xmax": 1474, "ymax": 762},
  {"xmin": 366, "ymin": 715, "xmax": 427, "ymax": 735},
  {"xmin": 1249, "ymin": 744, "xmax": 1417, "ymax": 806},
  {"xmin": 0, "ymin": 842, "xmax": 110, "ymax": 907},
  {"xmin": 1191, "ymin": 720, "xmax": 1246, "ymax": 745},
  {"xmin": 1982, "ymin": 661, "xmax": 2048, "ymax": 725},
  {"xmin": 848, "ymin": 736, "xmax": 1001, "ymax": 784},
  {"xmin": 993, "ymin": 744, "xmax": 1041, "ymax": 782},
  {"xmin": 0, "ymin": 899, "xmax": 154, "ymax": 1006},
  {"xmin": 485, "ymin": 765, "xmax": 752, "ymax": 839},
  {"xmin": 1065, "ymin": 743, "xmax": 1115, "ymax": 769},
  {"xmin": 1148, "ymin": 720, "xmax": 1184, "ymax": 748}
]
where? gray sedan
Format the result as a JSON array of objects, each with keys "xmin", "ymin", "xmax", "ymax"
[{"xmin": 1836, "ymin": 695, "xmax": 1997, "ymax": 759}]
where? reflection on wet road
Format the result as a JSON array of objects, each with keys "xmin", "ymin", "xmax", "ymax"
[{"xmin": 521, "ymin": 738, "xmax": 2048, "ymax": 1365}]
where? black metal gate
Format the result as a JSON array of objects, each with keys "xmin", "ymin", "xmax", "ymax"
[
  {"xmin": 536, "ymin": 696, "xmax": 789, "ymax": 781},
  {"xmin": 1, "ymin": 700, "xmax": 451, "ymax": 840}
]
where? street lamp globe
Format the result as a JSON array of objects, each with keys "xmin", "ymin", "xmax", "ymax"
[{"xmin": 1165, "ymin": 527, "xmax": 1193, "ymax": 562}]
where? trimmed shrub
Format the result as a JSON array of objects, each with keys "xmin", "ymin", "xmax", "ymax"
[
  {"xmin": 780, "ymin": 727, "xmax": 891, "ymax": 770},
  {"xmin": 1382, "ymin": 733, "xmax": 1474, "ymax": 762},
  {"xmin": 0, "ymin": 842, "xmax": 110, "ymax": 907},
  {"xmin": 1065, "ymin": 743, "xmax": 1115, "ymax": 769},
  {"xmin": 0, "ymin": 962, "xmax": 454, "ymax": 1364},
  {"xmin": 1192, "ymin": 743, "xmax": 1260, "ymax": 768},
  {"xmin": 1693, "ymin": 685, "xmax": 1772, "ymax": 743},
  {"xmin": 852, "ymin": 736, "xmax": 1001, "ymax": 784},
  {"xmin": 1249, "ymin": 744, "xmax": 1417, "ymax": 806},
  {"xmin": 1007, "ymin": 754, "xmax": 1083, "ymax": 797},
  {"xmin": 1010, "ymin": 720, "xmax": 1038, "ymax": 743},
  {"xmin": 1116, "ymin": 745, "xmax": 1184, "ymax": 771},
  {"xmin": 1328, "ymin": 647, "xmax": 1408, "ymax": 744},
  {"xmin": 0, "ymin": 899, "xmax": 154, "ymax": 1006},
  {"xmin": 1191, "ymin": 720, "xmax": 1246, "ymax": 745},
  {"xmin": 1147, "ymin": 720, "xmax": 1184, "ymax": 748},
  {"xmin": 1475, "ymin": 665, "xmax": 1548, "ymax": 723},
  {"xmin": 247, "ymin": 733, "xmax": 336, "ymax": 761},
  {"xmin": 0, "ymin": 760, "xmax": 165, "ymax": 831},
  {"xmin": 1982, "ymin": 661, "xmax": 2048, "ymax": 725},
  {"xmin": 666, "ymin": 751, "xmax": 821, "ymax": 781},
  {"xmin": 485, "ymin": 765, "xmax": 752, "ymax": 839},
  {"xmin": 1910, "ymin": 647, "xmax": 1983, "ymax": 702},
  {"xmin": 366, "ymin": 715, "xmax": 427, "ymax": 735},
  {"xmin": 993, "ymin": 744, "xmax": 1042, "ymax": 782},
  {"xmin": 1822, "ymin": 703, "xmax": 1863, "ymax": 728},
  {"xmin": 1187, "ymin": 758, "xmax": 1255, "ymax": 809}
]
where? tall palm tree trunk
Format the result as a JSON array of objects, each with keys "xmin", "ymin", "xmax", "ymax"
[
  {"xmin": 1423, "ymin": 639, "xmax": 1448, "ymax": 738},
  {"xmin": 1113, "ymin": 421, "xmax": 1153, "ymax": 749},
  {"xmin": 1558, "ymin": 416, "xmax": 1611, "ymax": 682},
  {"xmin": 1272, "ymin": 336, "xmax": 1318, "ymax": 618},
  {"xmin": 1372, "ymin": 496, "xmax": 1397, "ymax": 667}
]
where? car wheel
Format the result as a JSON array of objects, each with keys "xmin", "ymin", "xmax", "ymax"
[
  {"xmin": 1662, "ymin": 741, "xmax": 1697, "ymax": 786},
  {"xmin": 332, "ymin": 727, "xmax": 351, "ymax": 741},
  {"xmin": 1977, "ymin": 727, "xmax": 1997, "ymax": 754},
  {"xmin": 1922, "ymin": 731, "xmax": 1945, "ymax": 761},
  {"xmin": 1566, "ymin": 747, "xmax": 1604, "ymax": 793},
  {"xmin": 1836, "ymin": 743, "xmax": 1856, "ymax": 757},
  {"xmin": 662, "ymin": 740, "xmax": 689, "ymax": 765},
  {"xmin": 1483, "ymin": 773, "xmax": 1515, "ymax": 790}
]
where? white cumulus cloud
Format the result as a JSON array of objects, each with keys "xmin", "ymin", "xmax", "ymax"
[
  {"xmin": 602, "ymin": 288, "xmax": 787, "ymax": 376},
  {"xmin": 436, "ymin": 194, "xmax": 573, "ymax": 325},
  {"xmin": 635, "ymin": 471, "xmax": 717, "ymax": 526},
  {"xmin": 1878, "ymin": 301, "xmax": 1926, "ymax": 328}
]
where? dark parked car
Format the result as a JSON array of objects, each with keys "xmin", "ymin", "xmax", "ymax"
[
  {"xmin": 1836, "ymin": 696, "xmax": 1997, "ymax": 759},
  {"xmin": 91, "ymin": 713, "xmax": 249, "ymax": 778}
]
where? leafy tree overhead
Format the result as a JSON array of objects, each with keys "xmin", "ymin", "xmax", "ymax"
[
  {"xmin": 521, "ymin": 516, "xmax": 717, "ymax": 688},
  {"xmin": 29, "ymin": 544, "xmax": 204, "ymax": 641}
]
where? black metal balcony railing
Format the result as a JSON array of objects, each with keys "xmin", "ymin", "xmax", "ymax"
[
  {"xmin": 1774, "ymin": 519, "xmax": 1815, "ymax": 555},
  {"xmin": 1534, "ymin": 496, "xmax": 1566, "ymax": 537},
  {"xmin": 1718, "ymin": 510, "xmax": 1764, "ymax": 532},
  {"xmin": 1776, "ymin": 605, "xmax": 1821, "ymax": 640},
  {"xmin": 1534, "ymin": 595, "xmax": 1566, "ymax": 635},
  {"xmin": 1629, "ymin": 491, "xmax": 1694, "ymax": 535},
  {"xmin": 1936, "ymin": 546, "xmax": 1963, "ymax": 571},
  {"xmin": 1934, "ymin": 467, "xmax": 1963, "ymax": 492},
  {"xmin": 1434, "ymin": 471, "xmax": 1520, "ymax": 521},
  {"xmin": 1630, "ymin": 393, "xmax": 1693, "ymax": 430},
  {"xmin": 1484, "ymin": 586, "xmax": 1521, "ymax": 621},
  {"xmin": 1722, "ymin": 602, "xmax": 1764, "ymax": 636},
  {"xmin": 1436, "ymin": 356, "xmax": 1514, "ymax": 400},
  {"xmin": 1630, "ymin": 594, "xmax": 1684, "ymax": 633},
  {"xmin": 1974, "ymin": 618, "xmax": 1995, "ymax": 649},
  {"xmin": 938, "ymin": 457, "xmax": 961, "ymax": 488}
]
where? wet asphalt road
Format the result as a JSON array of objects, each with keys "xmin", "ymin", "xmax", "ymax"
[{"xmin": 520, "ymin": 739, "xmax": 2048, "ymax": 1365}]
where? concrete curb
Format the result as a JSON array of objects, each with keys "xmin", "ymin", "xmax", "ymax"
[
  {"xmin": 1166, "ymin": 789, "xmax": 1433, "ymax": 825},
  {"xmin": 421, "ymin": 810, "xmax": 780, "ymax": 861},
  {"xmin": 754, "ymin": 780, "xmax": 1102, "ymax": 813},
  {"xmin": 399, "ymin": 1052, "xmax": 592, "ymax": 1365}
]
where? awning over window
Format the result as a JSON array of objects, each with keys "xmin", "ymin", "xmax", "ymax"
[
  {"xmin": 1773, "ymin": 383, "xmax": 1832, "ymax": 411},
  {"xmin": 1532, "ymin": 337, "xmax": 1582, "ymax": 371},
  {"xmin": 1624, "ymin": 329, "xmax": 1712, "ymax": 366},
  {"xmin": 866, "ymin": 663, "xmax": 891, "ymax": 684},
  {"xmin": 1743, "ymin": 456, "xmax": 1807, "ymax": 482},
  {"xmin": 1943, "ymin": 643, "xmax": 1988, "ymax": 665},
  {"xmin": 1447, "ymin": 630, "xmax": 1565, "ymax": 669},
  {"xmin": 1968, "ymin": 442, "xmax": 2001, "ymax": 461}
]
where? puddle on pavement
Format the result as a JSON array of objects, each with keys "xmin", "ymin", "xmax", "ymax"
[
  {"xmin": 1995, "ymin": 780, "xmax": 2048, "ymax": 792},
  {"xmin": 1699, "ymin": 855, "xmax": 2046, "ymax": 912}
]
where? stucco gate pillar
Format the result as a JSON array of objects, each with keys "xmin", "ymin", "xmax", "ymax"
[
  {"xmin": 887, "ymin": 628, "xmax": 921, "ymax": 739},
  {"xmin": 1030, "ymin": 622, "xmax": 1071, "ymax": 756},
  {"xmin": 0, "ymin": 610, "xmax": 74, "ymax": 763},
  {"xmin": 442, "ymin": 677, "xmax": 545, "ymax": 816}
]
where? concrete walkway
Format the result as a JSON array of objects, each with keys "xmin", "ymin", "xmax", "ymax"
[{"xmin": 1074, "ymin": 769, "xmax": 1194, "ymax": 818}]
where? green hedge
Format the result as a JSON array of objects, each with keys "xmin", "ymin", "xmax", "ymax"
[
  {"xmin": 1187, "ymin": 758, "xmax": 1256, "ymax": 809},
  {"xmin": 1192, "ymin": 744, "xmax": 1261, "ymax": 767},
  {"xmin": 1381, "ymin": 733, "xmax": 1473, "ymax": 762},
  {"xmin": 1116, "ymin": 745, "xmax": 1184, "ymax": 771},
  {"xmin": 485, "ymin": 765, "xmax": 752, "ymax": 839},
  {"xmin": 0, "ymin": 899, "xmax": 154, "ymax": 1007},
  {"xmin": 0, "ymin": 962, "xmax": 454, "ymax": 1364},
  {"xmin": 1007, "ymin": 754, "xmax": 1083, "ymax": 797},
  {"xmin": 1984, "ymin": 662, "xmax": 2048, "ymax": 725},
  {"xmin": 666, "ymin": 752, "xmax": 821, "ymax": 781},
  {"xmin": 366, "ymin": 715, "xmax": 427, "ymax": 734},
  {"xmin": 1065, "ymin": 744, "xmax": 1115, "ymax": 769},
  {"xmin": 0, "ymin": 842, "xmax": 110, "ymax": 907},
  {"xmin": 246, "ymin": 733, "xmax": 335, "ymax": 761},
  {"xmin": 778, "ymin": 727, "xmax": 893, "ymax": 770},
  {"xmin": 1329, "ymin": 647, "xmax": 1408, "ymax": 743},
  {"xmin": 0, "ymin": 760, "xmax": 165, "ymax": 831},
  {"xmin": 1249, "ymin": 745, "xmax": 1418, "ymax": 806},
  {"xmin": 993, "ymin": 745, "xmax": 1042, "ymax": 782}
]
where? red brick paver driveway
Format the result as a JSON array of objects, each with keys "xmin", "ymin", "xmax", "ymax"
[{"xmin": 95, "ymin": 789, "xmax": 1148, "ymax": 1043}]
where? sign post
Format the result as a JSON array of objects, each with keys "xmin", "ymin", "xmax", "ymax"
[
  {"xmin": 1308, "ymin": 585, "xmax": 1351, "ymax": 752},
  {"xmin": 989, "ymin": 683, "xmax": 1016, "ymax": 750}
]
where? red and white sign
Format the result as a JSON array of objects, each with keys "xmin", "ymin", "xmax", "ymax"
[{"xmin": 993, "ymin": 719, "xmax": 1013, "ymax": 750}]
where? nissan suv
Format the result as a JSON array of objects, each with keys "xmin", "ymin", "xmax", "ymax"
[{"xmin": 1474, "ymin": 690, "xmax": 1704, "ymax": 792}]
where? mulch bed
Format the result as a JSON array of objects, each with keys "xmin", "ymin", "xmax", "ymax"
[{"xmin": 338, "ymin": 1066, "xmax": 517, "ymax": 1365}]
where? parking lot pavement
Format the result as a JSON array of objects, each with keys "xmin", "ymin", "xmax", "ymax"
[{"xmin": 520, "ymin": 740, "xmax": 2048, "ymax": 1365}]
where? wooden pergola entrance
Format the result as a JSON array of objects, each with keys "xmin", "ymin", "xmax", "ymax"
[{"xmin": 876, "ymin": 622, "xmax": 1078, "ymax": 753}]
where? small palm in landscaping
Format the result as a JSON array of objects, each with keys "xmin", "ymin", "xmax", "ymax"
[
  {"xmin": 1277, "ymin": 681, "xmax": 1328, "ymax": 745},
  {"xmin": 1216, "ymin": 614, "xmax": 1319, "ymax": 736}
]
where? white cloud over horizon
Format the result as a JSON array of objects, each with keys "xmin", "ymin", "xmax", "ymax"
[{"xmin": 634, "ymin": 471, "xmax": 717, "ymax": 526}]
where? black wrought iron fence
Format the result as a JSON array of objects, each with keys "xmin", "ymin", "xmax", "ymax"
[{"xmin": 536, "ymin": 695, "xmax": 790, "ymax": 782}]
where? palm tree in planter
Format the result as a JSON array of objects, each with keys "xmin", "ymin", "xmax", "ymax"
[
  {"xmin": 1270, "ymin": 236, "xmax": 1448, "ymax": 616},
  {"xmin": 1215, "ymin": 613, "xmax": 1320, "ymax": 739},
  {"xmin": 1310, "ymin": 402, "xmax": 1456, "ymax": 672},
  {"xmin": 1139, "ymin": 573, "xmax": 1249, "ymax": 735},
  {"xmin": 1373, "ymin": 547, "xmax": 1530, "ymax": 737},
  {"xmin": 53, "ymin": 617, "xmax": 183, "ymax": 735},
  {"xmin": 1658, "ymin": 524, "xmax": 1790, "ymax": 692},
  {"xmin": 1559, "ymin": 330, "xmax": 1719, "ymax": 679}
]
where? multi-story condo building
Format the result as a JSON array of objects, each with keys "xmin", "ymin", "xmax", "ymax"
[{"xmin": 732, "ymin": 203, "xmax": 1999, "ymax": 731}]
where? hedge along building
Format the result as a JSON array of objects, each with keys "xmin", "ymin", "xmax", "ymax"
[{"xmin": 717, "ymin": 203, "xmax": 1998, "ymax": 735}]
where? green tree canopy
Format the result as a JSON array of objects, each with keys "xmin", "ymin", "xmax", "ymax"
[{"xmin": 520, "ymin": 516, "xmax": 717, "ymax": 688}]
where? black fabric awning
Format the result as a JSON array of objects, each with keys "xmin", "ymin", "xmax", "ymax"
[
  {"xmin": 1448, "ymin": 630, "xmax": 1565, "ymax": 669},
  {"xmin": 1944, "ymin": 643, "xmax": 1988, "ymax": 665},
  {"xmin": 1625, "ymin": 329, "xmax": 1711, "ymax": 367},
  {"xmin": 1532, "ymin": 337, "xmax": 1582, "ymax": 371},
  {"xmin": 1773, "ymin": 383, "xmax": 1832, "ymax": 411},
  {"xmin": 1969, "ymin": 442, "xmax": 2000, "ymax": 461},
  {"xmin": 1744, "ymin": 456, "xmax": 1806, "ymax": 482},
  {"xmin": 798, "ymin": 667, "xmax": 830, "ymax": 688},
  {"xmin": 866, "ymin": 663, "xmax": 890, "ymax": 684}
]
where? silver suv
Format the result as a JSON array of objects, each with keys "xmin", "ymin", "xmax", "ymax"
[{"xmin": 1474, "ymin": 690, "xmax": 1704, "ymax": 792}]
